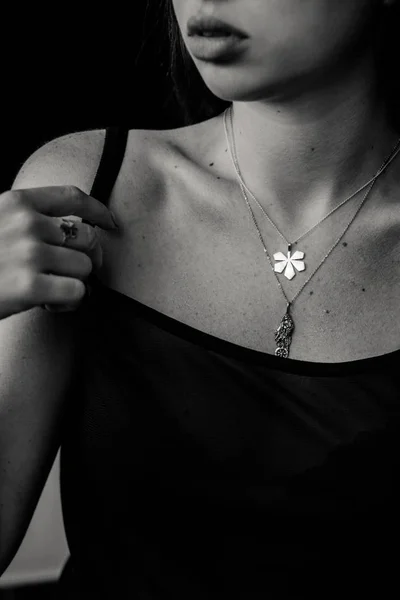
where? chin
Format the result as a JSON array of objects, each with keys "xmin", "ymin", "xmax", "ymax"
[
  {"xmin": 202, "ymin": 78, "xmax": 292, "ymax": 104},
  {"xmin": 197, "ymin": 64, "xmax": 308, "ymax": 104}
]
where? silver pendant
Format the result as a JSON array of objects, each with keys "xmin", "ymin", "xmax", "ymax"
[
  {"xmin": 274, "ymin": 306, "xmax": 295, "ymax": 358},
  {"xmin": 273, "ymin": 249, "xmax": 305, "ymax": 280}
]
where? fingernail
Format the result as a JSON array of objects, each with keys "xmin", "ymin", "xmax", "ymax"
[
  {"xmin": 110, "ymin": 211, "xmax": 119, "ymax": 229},
  {"xmin": 44, "ymin": 304, "xmax": 75, "ymax": 313}
]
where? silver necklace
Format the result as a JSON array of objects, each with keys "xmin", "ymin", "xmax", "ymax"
[
  {"xmin": 223, "ymin": 105, "xmax": 400, "ymax": 358},
  {"xmin": 225, "ymin": 104, "xmax": 400, "ymax": 280}
]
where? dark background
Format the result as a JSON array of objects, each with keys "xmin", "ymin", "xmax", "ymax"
[
  {"xmin": 1, "ymin": 3, "xmax": 184, "ymax": 192},
  {"xmin": 0, "ymin": 4, "xmax": 180, "ymax": 592}
]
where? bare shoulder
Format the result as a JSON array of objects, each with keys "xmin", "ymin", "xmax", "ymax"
[
  {"xmin": 12, "ymin": 129, "xmax": 106, "ymax": 193},
  {"xmin": 11, "ymin": 115, "xmax": 222, "ymax": 199},
  {"xmin": 113, "ymin": 116, "xmax": 224, "ymax": 202},
  {"xmin": 94, "ymin": 118, "xmax": 226, "ymax": 287},
  {"xmin": 12, "ymin": 126, "xmax": 163, "ymax": 193},
  {"xmin": 130, "ymin": 115, "xmax": 223, "ymax": 173},
  {"xmin": 148, "ymin": 115, "xmax": 224, "ymax": 170}
]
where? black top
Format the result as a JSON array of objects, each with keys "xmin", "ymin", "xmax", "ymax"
[{"xmin": 58, "ymin": 126, "xmax": 400, "ymax": 599}]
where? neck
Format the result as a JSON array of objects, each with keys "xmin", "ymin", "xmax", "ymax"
[{"xmin": 226, "ymin": 55, "xmax": 395, "ymax": 235}]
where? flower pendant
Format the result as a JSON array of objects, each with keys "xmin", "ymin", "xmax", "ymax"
[{"xmin": 273, "ymin": 249, "xmax": 305, "ymax": 280}]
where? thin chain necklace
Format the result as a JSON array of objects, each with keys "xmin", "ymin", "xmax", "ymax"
[
  {"xmin": 223, "ymin": 105, "xmax": 400, "ymax": 358},
  {"xmin": 225, "ymin": 104, "xmax": 400, "ymax": 280}
]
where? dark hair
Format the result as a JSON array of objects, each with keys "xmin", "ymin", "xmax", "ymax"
[
  {"xmin": 163, "ymin": 0, "xmax": 229, "ymax": 125},
  {"xmin": 159, "ymin": 1, "xmax": 400, "ymax": 130},
  {"xmin": 375, "ymin": 3, "xmax": 400, "ymax": 131}
]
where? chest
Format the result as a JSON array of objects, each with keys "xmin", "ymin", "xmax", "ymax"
[{"xmin": 99, "ymin": 170, "xmax": 400, "ymax": 363}]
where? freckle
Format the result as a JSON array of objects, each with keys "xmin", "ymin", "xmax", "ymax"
[
  {"xmin": 137, "ymin": 263, "xmax": 142, "ymax": 268},
  {"xmin": 342, "ymin": 242, "xmax": 348, "ymax": 247},
  {"xmin": 209, "ymin": 162, "xmax": 214, "ymax": 167},
  {"xmin": 325, "ymin": 309, "xmax": 330, "ymax": 314},
  {"xmin": 142, "ymin": 235, "xmax": 146, "ymax": 240},
  {"xmin": 277, "ymin": 110, "xmax": 281, "ymax": 113},
  {"xmin": 225, "ymin": 148, "xmax": 228, "ymax": 152},
  {"xmin": 309, "ymin": 290, "xmax": 314, "ymax": 295},
  {"xmin": 217, "ymin": 176, "xmax": 221, "ymax": 179},
  {"xmin": 362, "ymin": 287, "xmax": 366, "ymax": 292},
  {"xmin": 174, "ymin": 165, "xmax": 178, "ymax": 168},
  {"xmin": 311, "ymin": 147, "xmax": 315, "ymax": 152}
]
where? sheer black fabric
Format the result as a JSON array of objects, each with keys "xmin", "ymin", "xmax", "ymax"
[{"xmin": 58, "ymin": 127, "xmax": 400, "ymax": 598}]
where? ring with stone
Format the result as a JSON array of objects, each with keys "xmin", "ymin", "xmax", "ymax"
[{"xmin": 60, "ymin": 218, "xmax": 78, "ymax": 246}]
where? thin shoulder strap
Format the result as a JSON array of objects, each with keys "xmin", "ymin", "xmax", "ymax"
[
  {"xmin": 79, "ymin": 127, "xmax": 129, "ymax": 297},
  {"xmin": 90, "ymin": 126, "xmax": 129, "ymax": 205}
]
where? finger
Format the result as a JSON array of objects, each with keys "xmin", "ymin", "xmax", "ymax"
[
  {"xmin": 34, "ymin": 215, "xmax": 103, "ymax": 272},
  {"xmin": 43, "ymin": 302, "xmax": 82, "ymax": 312},
  {"xmin": 40, "ymin": 244, "xmax": 94, "ymax": 280},
  {"xmin": 38, "ymin": 214, "xmax": 95, "ymax": 247},
  {"xmin": 32, "ymin": 273, "xmax": 87, "ymax": 306},
  {"xmin": 55, "ymin": 217, "xmax": 103, "ymax": 273},
  {"xmin": 10, "ymin": 186, "xmax": 118, "ymax": 231},
  {"xmin": 87, "ymin": 235, "xmax": 103, "ymax": 274},
  {"xmin": 43, "ymin": 283, "xmax": 91, "ymax": 312},
  {"xmin": 43, "ymin": 304, "xmax": 79, "ymax": 312}
]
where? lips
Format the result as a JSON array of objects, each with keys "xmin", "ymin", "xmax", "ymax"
[
  {"xmin": 187, "ymin": 15, "xmax": 249, "ymax": 40},
  {"xmin": 185, "ymin": 14, "xmax": 249, "ymax": 62}
]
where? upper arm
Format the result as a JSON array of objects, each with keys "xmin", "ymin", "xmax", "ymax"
[
  {"xmin": 0, "ymin": 129, "xmax": 105, "ymax": 575},
  {"xmin": 12, "ymin": 129, "xmax": 105, "ymax": 192}
]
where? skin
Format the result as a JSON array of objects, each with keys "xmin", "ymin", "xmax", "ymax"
[
  {"xmin": 93, "ymin": 0, "xmax": 400, "ymax": 362},
  {"xmin": 171, "ymin": 0, "xmax": 398, "ymax": 233}
]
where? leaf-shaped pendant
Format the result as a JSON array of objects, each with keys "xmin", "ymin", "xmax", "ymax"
[{"xmin": 274, "ymin": 306, "xmax": 295, "ymax": 358}]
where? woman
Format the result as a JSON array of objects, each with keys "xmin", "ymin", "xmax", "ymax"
[{"xmin": 1, "ymin": 0, "xmax": 400, "ymax": 597}]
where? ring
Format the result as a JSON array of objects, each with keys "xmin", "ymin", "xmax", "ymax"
[{"xmin": 60, "ymin": 218, "xmax": 78, "ymax": 246}]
